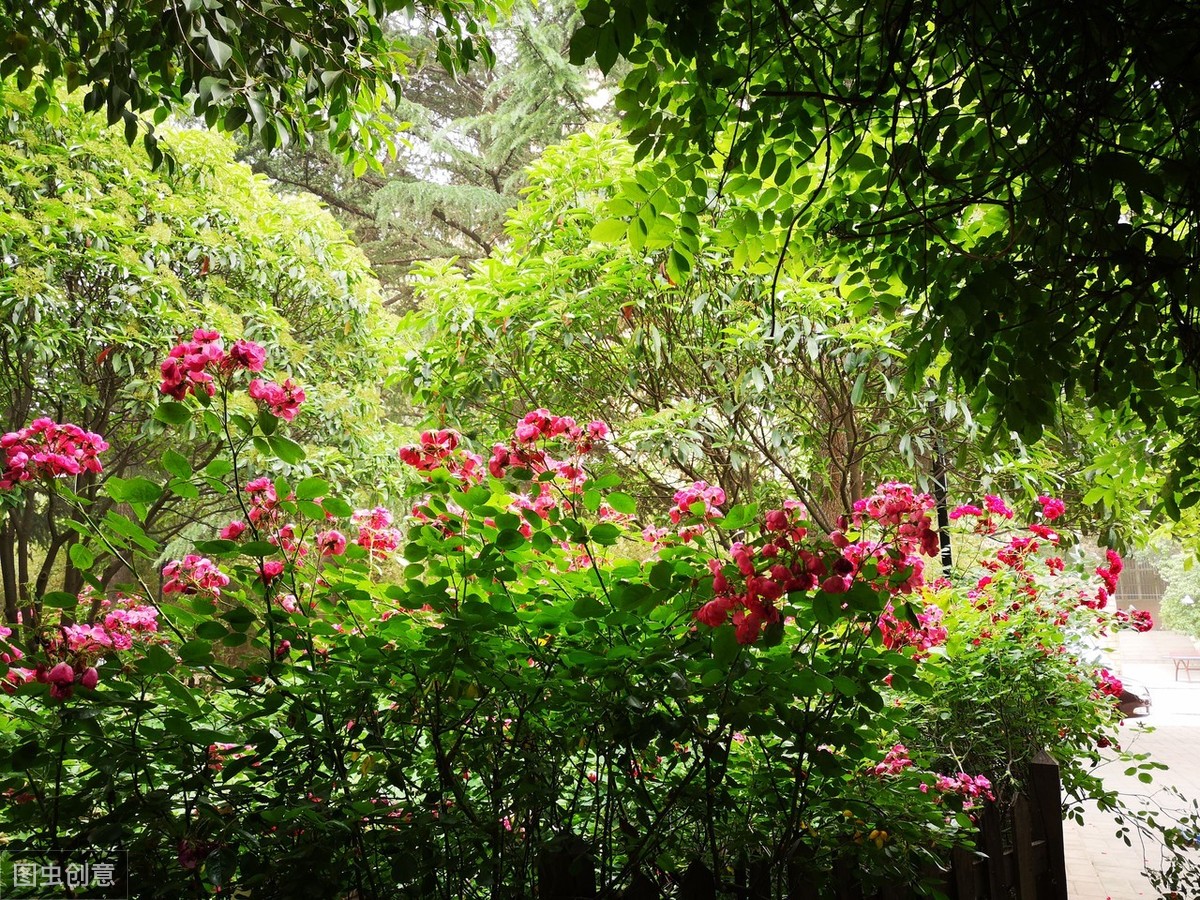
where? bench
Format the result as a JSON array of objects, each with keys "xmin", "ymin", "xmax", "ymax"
[{"xmin": 1171, "ymin": 656, "xmax": 1200, "ymax": 682}]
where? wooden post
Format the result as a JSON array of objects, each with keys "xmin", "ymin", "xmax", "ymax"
[
  {"xmin": 787, "ymin": 862, "xmax": 823, "ymax": 900},
  {"xmin": 678, "ymin": 860, "xmax": 717, "ymax": 900},
  {"xmin": 621, "ymin": 871, "xmax": 659, "ymax": 899},
  {"xmin": 981, "ymin": 802, "xmax": 1010, "ymax": 897},
  {"xmin": 747, "ymin": 859, "xmax": 771, "ymax": 900},
  {"xmin": 832, "ymin": 858, "xmax": 864, "ymax": 900},
  {"xmin": 1012, "ymin": 794, "xmax": 1039, "ymax": 899},
  {"xmin": 1029, "ymin": 750, "xmax": 1069, "ymax": 900},
  {"xmin": 538, "ymin": 837, "xmax": 597, "ymax": 899},
  {"xmin": 952, "ymin": 847, "xmax": 978, "ymax": 900}
]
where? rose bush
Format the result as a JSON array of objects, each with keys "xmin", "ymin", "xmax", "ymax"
[{"xmin": 0, "ymin": 330, "xmax": 1195, "ymax": 897}]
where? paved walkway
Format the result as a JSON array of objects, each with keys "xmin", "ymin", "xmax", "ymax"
[{"xmin": 1064, "ymin": 628, "xmax": 1200, "ymax": 899}]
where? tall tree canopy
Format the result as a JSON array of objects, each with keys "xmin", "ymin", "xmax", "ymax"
[
  {"xmin": 570, "ymin": 0, "xmax": 1200, "ymax": 509},
  {"xmin": 402, "ymin": 127, "xmax": 1162, "ymax": 539},
  {"xmin": 0, "ymin": 0, "xmax": 508, "ymax": 161},
  {"xmin": 0, "ymin": 83, "xmax": 402, "ymax": 615},
  {"xmin": 245, "ymin": 0, "xmax": 601, "ymax": 304}
]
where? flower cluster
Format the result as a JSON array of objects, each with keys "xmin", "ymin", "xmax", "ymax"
[
  {"xmin": 353, "ymin": 507, "xmax": 402, "ymax": 559},
  {"xmin": 1092, "ymin": 549, "xmax": 1124, "ymax": 608},
  {"xmin": 1114, "ymin": 607, "xmax": 1154, "ymax": 633},
  {"xmin": 163, "ymin": 554, "xmax": 230, "ymax": 601},
  {"xmin": 316, "ymin": 529, "xmax": 347, "ymax": 557},
  {"xmin": 247, "ymin": 476, "xmax": 284, "ymax": 526},
  {"xmin": 158, "ymin": 328, "xmax": 305, "ymax": 421},
  {"xmin": 849, "ymin": 482, "xmax": 940, "ymax": 555},
  {"xmin": 1037, "ymin": 495, "xmax": 1066, "ymax": 521},
  {"xmin": 63, "ymin": 597, "xmax": 159, "ymax": 654},
  {"xmin": 694, "ymin": 483, "xmax": 946, "ymax": 646},
  {"xmin": 669, "ymin": 481, "xmax": 726, "ymax": 525},
  {"xmin": 160, "ymin": 329, "xmax": 267, "ymax": 399},
  {"xmin": 3, "ymin": 593, "xmax": 162, "ymax": 699},
  {"xmin": 398, "ymin": 429, "xmax": 483, "ymax": 484},
  {"xmin": 949, "ymin": 493, "xmax": 1028, "ymax": 534},
  {"xmin": 487, "ymin": 410, "xmax": 608, "ymax": 485},
  {"xmin": 159, "ymin": 328, "xmax": 228, "ymax": 399},
  {"xmin": 0, "ymin": 624, "xmax": 31, "ymax": 693},
  {"xmin": 871, "ymin": 744, "xmax": 914, "ymax": 777},
  {"xmin": 1, "ymin": 419, "xmax": 108, "ymax": 489},
  {"xmin": 877, "ymin": 600, "xmax": 948, "ymax": 657},
  {"xmin": 207, "ymin": 741, "xmax": 259, "ymax": 772},
  {"xmin": 1095, "ymin": 667, "xmax": 1124, "ymax": 700},
  {"xmin": 928, "ymin": 772, "xmax": 995, "ymax": 808},
  {"xmin": 248, "ymin": 377, "xmax": 306, "ymax": 422}
]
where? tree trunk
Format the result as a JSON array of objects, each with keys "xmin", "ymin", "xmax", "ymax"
[{"xmin": 1, "ymin": 515, "xmax": 18, "ymax": 623}]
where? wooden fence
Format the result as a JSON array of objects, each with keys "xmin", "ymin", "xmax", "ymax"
[{"xmin": 539, "ymin": 751, "xmax": 1068, "ymax": 900}]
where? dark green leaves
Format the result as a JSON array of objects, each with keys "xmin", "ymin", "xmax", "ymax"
[{"xmin": 154, "ymin": 402, "xmax": 192, "ymax": 426}]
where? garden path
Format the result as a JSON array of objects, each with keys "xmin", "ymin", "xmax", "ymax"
[{"xmin": 1064, "ymin": 628, "xmax": 1200, "ymax": 899}]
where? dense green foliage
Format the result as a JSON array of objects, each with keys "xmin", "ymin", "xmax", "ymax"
[
  {"xmin": 0, "ymin": 0, "xmax": 507, "ymax": 162},
  {"xmin": 3, "ymin": 357, "xmax": 1191, "ymax": 896},
  {"xmin": 0, "ymin": 84, "xmax": 401, "ymax": 617},
  {"xmin": 568, "ymin": 0, "xmax": 1200, "ymax": 514},
  {"xmin": 1, "ymin": 8, "xmax": 1199, "ymax": 895},
  {"xmin": 401, "ymin": 127, "xmax": 1171, "ymax": 544}
]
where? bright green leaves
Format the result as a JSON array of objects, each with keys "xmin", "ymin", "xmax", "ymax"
[
  {"xmin": 105, "ymin": 476, "xmax": 162, "ymax": 505},
  {"xmin": 67, "ymin": 543, "xmax": 95, "ymax": 571},
  {"xmin": 590, "ymin": 218, "xmax": 627, "ymax": 242},
  {"xmin": 161, "ymin": 450, "xmax": 192, "ymax": 480}
]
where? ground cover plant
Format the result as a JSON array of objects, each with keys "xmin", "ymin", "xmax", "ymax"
[{"xmin": 1, "ymin": 331, "xmax": 1197, "ymax": 898}]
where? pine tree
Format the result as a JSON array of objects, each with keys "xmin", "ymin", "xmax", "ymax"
[{"xmin": 244, "ymin": 0, "xmax": 605, "ymax": 306}]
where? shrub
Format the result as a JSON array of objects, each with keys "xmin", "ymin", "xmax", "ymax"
[{"xmin": 1, "ymin": 332, "xmax": 1196, "ymax": 897}]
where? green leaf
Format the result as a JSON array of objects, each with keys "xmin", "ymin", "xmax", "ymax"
[
  {"xmin": 595, "ymin": 24, "xmax": 618, "ymax": 74},
  {"xmin": 712, "ymin": 624, "xmax": 740, "ymax": 666},
  {"xmin": 590, "ymin": 218, "xmax": 627, "ymax": 242},
  {"xmin": 195, "ymin": 621, "xmax": 228, "ymax": 640},
  {"xmin": 154, "ymin": 402, "xmax": 192, "ymax": 425},
  {"xmin": 495, "ymin": 528, "xmax": 525, "ymax": 551},
  {"xmin": 649, "ymin": 560, "xmax": 673, "ymax": 589},
  {"xmin": 41, "ymin": 591, "xmax": 78, "ymax": 609},
  {"xmin": 136, "ymin": 644, "xmax": 177, "ymax": 675},
  {"xmin": 572, "ymin": 595, "xmax": 606, "ymax": 618},
  {"xmin": 322, "ymin": 497, "xmax": 353, "ymax": 518},
  {"xmin": 296, "ymin": 476, "xmax": 329, "ymax": 501},
  {"xmin": 607, "ymin": 492, "xmax": 637, "ymax": 515},
  {"xmin": 161, "ymin": 449, "xmax": 192, "ymax": 479},
  {"xmin": 813, "ymin": 593, "xmax": 841, "ymax": 627},
  {"xmin": 568, "ymin": 25, "xmax": 598, "ymax": 65},
  {"xmin": 103, "ymin": 511, "xmax": 158, "ymax": 552},
  {"xmin": 267, "ymin": 434, "xmax": 306, "ymax": 465},
  {"xmin": 160, "ymin": 674, "xmax": 203, "ymax": 716},
  {"xmin": 179, "ymin": 639, "xmax": 214, "ymax": 665},
  {"xmin": 69, "ymin": 543, "xmax": 95, "ymax": 570},
  {"xmin": 589, "ymin": 523, "xmax": 621, "ymax": 546},
  {"xmin": 205, "ymin": 459, "xmax": 234, "ymax": 478},
  {"xmin": 194, "ymin": 539, "xmax": 239, "ymax": 556},
  {"xmin": 106, "ymin": 476, "xmax": 163, "ymax": 504},
  {"xmin": 208, "ymin": 36, "xmax": 234, "ymax": 69},
  {"xmin": 297, "ymin": 500, "xmax": 326, "ymax": 521}
]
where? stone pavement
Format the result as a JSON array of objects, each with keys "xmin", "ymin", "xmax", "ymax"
[{"xmin": 1063, "ymin": 628, "xmax": 1200, "ymax": 899}]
